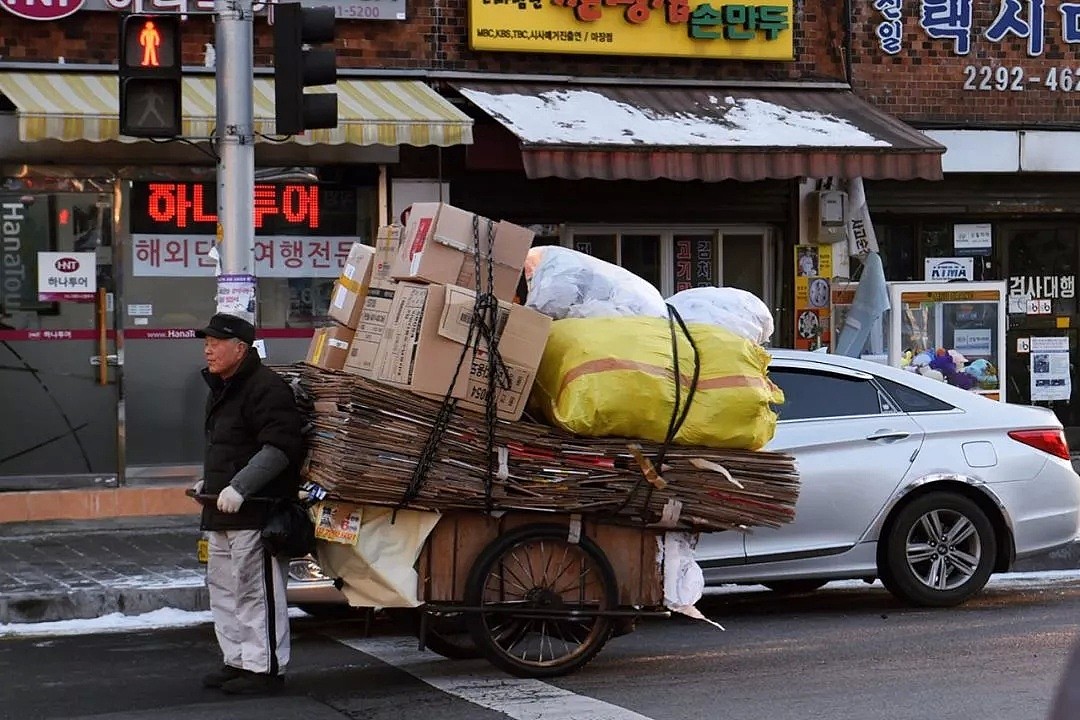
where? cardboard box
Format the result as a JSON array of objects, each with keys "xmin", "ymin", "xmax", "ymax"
[
  {"xmin": 391, "ymin": 203, "xmax": 533, "ymax": 303},
  {"xmin": 327, "ymin": 243, "xmax": 376, "ymax": 329},
  {"xmin": 343, "ymin": 226, "xmax": 402, "ymax": 378},
  {"xmin": 371, "ymin": 283, "xmax": 552, "ymax": 421},
  {"xmin": 305, "ymin": 323, "xmax": 356, "ymax": 371}
]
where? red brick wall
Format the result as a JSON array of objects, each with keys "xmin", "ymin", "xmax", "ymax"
[
  {"xmin": 851, "ymin": 2, "xmax": 1080, "ymax": 124},
  {"xmin": 0, "ymin": 0, "xmax": 843, "ymax": 81}
]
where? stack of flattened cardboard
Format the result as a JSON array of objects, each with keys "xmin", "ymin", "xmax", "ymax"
[{"xmin": 311, "ymin": 203, "xmax": 550, "ymax": 422}]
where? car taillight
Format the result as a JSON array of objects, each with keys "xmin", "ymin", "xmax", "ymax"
[{"xmin": 1008, "ymin": 429, "xmax": 1072, "ymax": 460}]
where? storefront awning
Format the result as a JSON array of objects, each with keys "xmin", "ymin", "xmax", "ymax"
[
  {"xmin": 453, "ymin": 82, "xmax": 943, "ymax": 182},
  {"xmin": 0, "ymin": 73, "xmax": 473, "ymax": 147}
]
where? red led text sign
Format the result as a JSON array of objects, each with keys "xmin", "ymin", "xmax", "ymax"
[{"xmin": 130, "ymin": 181, "xmax": 358, "ymax": 236}]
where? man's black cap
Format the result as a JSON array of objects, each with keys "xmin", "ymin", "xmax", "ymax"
[{"xmin": 195, "ymin": 313, "xmax": 256, "ymax": 345}]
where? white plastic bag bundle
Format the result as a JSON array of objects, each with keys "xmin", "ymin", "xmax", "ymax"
[
  {"xmin": 524, "ymin": 246, "xmax": 667, "ymax": 320},
  {"xmin": 667, "ymin": 286, "xmax": 775, "ymax": 345}
]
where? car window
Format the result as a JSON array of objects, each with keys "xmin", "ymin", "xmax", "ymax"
[
  {"xmin": 876, "ymin": 378, "xmax": 956, "ymax": 414},
  {"xmin": 770, "ymin": 368, "xmax": 883, "ymax": 421}
]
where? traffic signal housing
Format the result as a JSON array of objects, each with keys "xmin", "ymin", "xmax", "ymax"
[
  {"xmin": 118, "ymin": 14, "xmax": 183, "ymax": 139},
  {"xmin": 273, "ymin": 3, "xmax": 338, "ymax": 135}
]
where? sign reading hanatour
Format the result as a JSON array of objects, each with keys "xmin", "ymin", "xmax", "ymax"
[
  {"xmin": 470, "ymin": 0, "xmax": 793, "ymax": 59},
  {"xmin": 37, "ymin": 252, "xmax": 97, "ymax": 302}
]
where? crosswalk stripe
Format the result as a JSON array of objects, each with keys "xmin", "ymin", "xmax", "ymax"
[{"xmin": 334, "ymin": 636, "xmax": 658, "ymax": 720}]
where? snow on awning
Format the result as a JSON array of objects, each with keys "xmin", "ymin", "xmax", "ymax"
[{"xmin": 453, "ymin": 83, "xmax": 944, "ymax": 182}]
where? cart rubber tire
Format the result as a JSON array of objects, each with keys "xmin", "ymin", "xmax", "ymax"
[
  {"xmin": 414, "ymin": 610, "xmax": 482, "ymax": 660},
  {"xmin": 464, "ymin": 523, "xmax": 618, "ymax": 679}
]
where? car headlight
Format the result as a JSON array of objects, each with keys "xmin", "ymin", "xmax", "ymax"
[{"xmin": 288, "ymin": 556, "xmax": 329, "ymax": 582}]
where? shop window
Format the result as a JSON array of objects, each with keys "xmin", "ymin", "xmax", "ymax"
[
  {"xmin": 673, "ymin": 234, "xmax": 717, "ymax": 292},
  {"xmin": 573, "ymin": 234, "xmax": 617, "ymax": 265},
  {"xmin": 620, "ymin": 234, "xmax": 662, "ymax": 291},
  {"xmin": 857, "ymin": 223, "xmax": 916, "ymax": 281},
  {"xmin": 1005, "ymin": 227, "xmax": 1078, "ymax": 317},
  {"xmin": 722, "ymin": 233, "xmax": 765, "ymax": 298}
]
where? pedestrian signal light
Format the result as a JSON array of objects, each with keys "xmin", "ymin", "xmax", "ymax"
[
  {"xmin": 273, "ymin": 3, "xmax": 338, "ymax": 135},
  {"xmin": 118, "ymin": 14, "xmax": 183, "ymax": 139}
]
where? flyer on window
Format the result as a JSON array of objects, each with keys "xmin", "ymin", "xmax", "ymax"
[{"xmin": 1030, "ymin": 336, "xmax": 1071, "ymax": 402}]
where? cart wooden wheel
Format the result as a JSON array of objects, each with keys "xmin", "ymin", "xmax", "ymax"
[
  {"xmin": 414, "ymin": 609, "xmax": 481, "ymax": 660},
  {"xmin": 464, "ymin": 523, "xmax": 619, "ymax": 678}
]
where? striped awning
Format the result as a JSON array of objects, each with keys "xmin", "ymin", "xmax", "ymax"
[
  {"xmin": 454, "ymin": 82, "xmax": 942, "ymax": 181},
  {"xmin": 0, "ymin": 73, "xmax": 473, "ymax": 147}
]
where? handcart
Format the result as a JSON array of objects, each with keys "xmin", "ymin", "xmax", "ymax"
[{"xmin": 410, "ymin": 509, "xmax": 670, "ymax": 678}]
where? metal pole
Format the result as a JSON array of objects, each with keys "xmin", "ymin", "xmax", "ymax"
[{"xmin": 214, "ymin": 0, "xmax": 256, "ymax": 323}]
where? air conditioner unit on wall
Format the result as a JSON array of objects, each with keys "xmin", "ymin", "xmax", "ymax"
[{"xmin": 813, "ymin": 189, "xmax": 848, "ymax": 245}]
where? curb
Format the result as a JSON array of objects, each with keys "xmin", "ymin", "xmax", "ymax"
[{"xmin": 0, "ymin": 584, "xmax": 209, "ymax": 625}]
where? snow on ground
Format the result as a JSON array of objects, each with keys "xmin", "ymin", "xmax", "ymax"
[
  {"xmin": 2, "ymin": 571, "xmax": 1079, "ymax": 639},
  {"xmin": 0, "ymin": 607, "xmax": 309, "ymax": 639}
]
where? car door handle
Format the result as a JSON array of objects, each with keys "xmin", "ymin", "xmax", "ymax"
[{"xmin": 866, "ymin": 430, "xmax": 911, "ymax": 442}]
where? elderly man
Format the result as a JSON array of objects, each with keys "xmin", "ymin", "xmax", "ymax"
[{"xmin": 192, "ymin": 313, "xmax": 304, "ymax": 695}]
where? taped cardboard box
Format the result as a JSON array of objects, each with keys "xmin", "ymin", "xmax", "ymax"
[
  {"xmin": 305, "ymin": 323, "xmax": 356, "ymax": 371},
  {"xmin": 328, "ymin": 243, "xmax": 376, "ymax": 329},
  {"xmin": 343, "ymin": 226, "xmax": 402, "ymax": 378},
  {"xmin": 391, "ymin": 203, "xmax": 533, "ymax": 303},
  {"xmin": 372, "ymin": 282, "xmax": 552, "ymax": 421}
]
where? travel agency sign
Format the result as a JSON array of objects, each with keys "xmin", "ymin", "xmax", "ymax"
[{"xmin": 470, "ymin": 0, "xmax": 793, "ymax": 59}]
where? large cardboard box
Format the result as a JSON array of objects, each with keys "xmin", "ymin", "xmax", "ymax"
[
  {"xmin": 371, "ymin": 283, "xmax": 551, "ymax": 421},
  {"xmin": 343, "ymin": 226, "xmax": 402, "ymax": 378},
  {"xmin": 391, "ymin": 203, "xmax": 533, "ymax": 303},
  {"xmin": 327, "ymin": 243, "xmax": 376, "ymax": 329},
  {"xmin": 305, "ymin": 323, "xmax": 356, "ymax": 371}
]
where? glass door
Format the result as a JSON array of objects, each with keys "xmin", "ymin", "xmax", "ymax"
[{"xmin": 0, "ymin": 190, "xmax": 118, "ymax": 487}]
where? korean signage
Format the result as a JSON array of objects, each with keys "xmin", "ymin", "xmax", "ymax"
[
  {"xmin": 470, "ymin": 0, "xmax": 793, "ymax": 59},
  {"xmin": 873, "ymin": 1, "xmax": 1080, "ymax": 93},
  {"xmin": 673, "ymin": 237, "xmax": 716, "ymax": 292},
  {"xmin": 2, "ymin": 0, "xmax": 404, "ymax": 21},
  {"xmin": 1008, "ymin": 275, "xmax": 1076, "ymax": 300},
  {"xmin": 129, "ymin": 181, "xmax": 360, "ymax": 277},
  {"xmin": 37, "ymin": 252, "xmax": 96, "ymax": 302},
  {"xmin": 793, "ymin": 245, "xmax": 832, "ymax": 350},
  {"xmin": 953, "ymin": 223, "xmax": 992, "ymax": 256}
]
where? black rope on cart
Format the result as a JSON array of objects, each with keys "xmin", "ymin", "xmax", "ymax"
[
  {"xmin": 612, "ymin": 303, "xmax": 701, "ymax": 522},
  {"xmin": 396, "ymin": 214, "xmax": 511, "ymax": 516}
]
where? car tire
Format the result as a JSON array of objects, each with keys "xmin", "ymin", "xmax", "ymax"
[
  {"xmin": 762, "ymin": 580, "xmax": 828, "ymax": 595},
  {"xmin": 880, "ymin": 491, "xmax": 996, "ymax": 608}
]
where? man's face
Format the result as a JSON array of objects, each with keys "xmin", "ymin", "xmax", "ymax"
[{"xmin": 204, "ymin": 336, "xmax": 246, "ymax": 377}]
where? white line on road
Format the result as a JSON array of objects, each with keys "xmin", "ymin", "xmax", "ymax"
[{"xmin": 335, "ymin": 636, "xmax": 658, "ymax": 720}]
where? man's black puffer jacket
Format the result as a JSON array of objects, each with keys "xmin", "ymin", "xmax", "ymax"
[{"xmin": 200, "ymin": 350, "xmax": 304, "ymax": 531}]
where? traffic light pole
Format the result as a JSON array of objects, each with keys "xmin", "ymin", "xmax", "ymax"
[{"xmin": 214, "ymin": 0, "xmax": 257, "ymax": 324}]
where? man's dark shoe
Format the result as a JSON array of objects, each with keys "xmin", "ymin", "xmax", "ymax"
[
  {"xmin": 202, "ymin": 665, "xmax": 244, "ymax": 689},
  {"xmin": 220, "ymin": 672, "xmax": 285, "ymax": 695}
]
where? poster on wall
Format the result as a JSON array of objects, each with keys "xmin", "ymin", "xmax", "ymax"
[
  {"xmin": 36, "ymin": 252, "xmax": 96, "ymax": 302},
  {"xmin": 793, "ymin": 245, "xmax": 833, "ymax": 350},
  {"xmin": 215, "ymin": 274, "xmax": 257, "ymax": 324},
  {"xmin": 1030, "ymin": 336, "xmax": 1072, "ymax": 402}
]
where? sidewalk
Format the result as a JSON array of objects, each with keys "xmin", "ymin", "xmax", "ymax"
[{"xmin": 0, "ymin": 512, "xmax": 207, "ymax": 625}]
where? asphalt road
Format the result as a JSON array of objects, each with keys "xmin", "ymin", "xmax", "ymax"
[{"xmin": 4, "ymin": 578, "xmax": 1080, "ymax": 720}]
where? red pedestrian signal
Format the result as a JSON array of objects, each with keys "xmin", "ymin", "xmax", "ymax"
[
  {"xmin": 138, "ymin": 20, "xmax": 162, "ymax": 68},
  {"xmin": 118, "ymin": 14, "xmax": 182, "ymax": 138}
]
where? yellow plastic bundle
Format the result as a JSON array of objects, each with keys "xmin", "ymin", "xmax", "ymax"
[{"xmin": 528, "ymin": 316, "xmax": 784, "ymax": 450}]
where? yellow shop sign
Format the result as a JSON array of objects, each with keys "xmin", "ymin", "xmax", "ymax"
[{"xmin": 469, "ymin": 0, "xmax": 794, "ymax": 60}]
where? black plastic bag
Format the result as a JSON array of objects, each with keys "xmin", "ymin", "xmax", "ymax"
[{"xmin": 261, "ymin": 500, "xmax": 317, "ymax": 559}]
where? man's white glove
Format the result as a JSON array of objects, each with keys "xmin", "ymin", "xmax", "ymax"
[{"xmin": 217, "ymin": 486, "xmax": 244, "ymax": 513}]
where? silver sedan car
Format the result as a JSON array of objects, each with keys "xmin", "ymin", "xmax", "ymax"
[{"xmin": 697, "ymin": 350, "xmax": 1080, "ymax": 607}]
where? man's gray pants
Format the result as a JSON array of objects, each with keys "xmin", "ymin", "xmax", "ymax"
[{"xmin": 206, "ymin": 529, "xmax": 290, "ymax": 676}]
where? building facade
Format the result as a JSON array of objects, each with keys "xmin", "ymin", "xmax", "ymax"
[{"xmin": 0, "ymin": 0, "xmax": 946, "ymax": 486}]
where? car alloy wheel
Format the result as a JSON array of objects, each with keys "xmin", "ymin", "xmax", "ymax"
[{"xmin": 880, "ymin": 491, "xmax": 996, "ymax": 608}]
